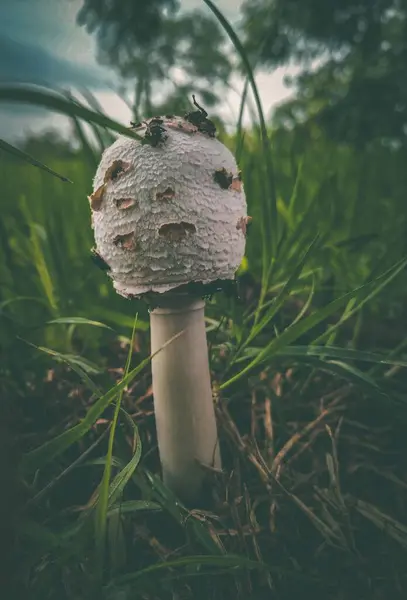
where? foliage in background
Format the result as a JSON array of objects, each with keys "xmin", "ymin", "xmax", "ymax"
[
  {"xmin": 2, "ymin": 1, "xmax": 407, "ymax": 599},
  {"xmin": 75, "ymin": 0, "xmax": 234, "ymax": 116},
  {"xmin": 242, "ymin": 0, "xmax": 407, "ymax": 146}
]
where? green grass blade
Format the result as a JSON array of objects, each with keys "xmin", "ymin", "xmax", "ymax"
[
  {"xmin": 109, "ymin": 554, "xmax": 268, "ymax": 588},
  {"xmin": 287, "ymin": 157, "xmax": 304, "ymax": 220},
  {"xmin": 221, "ymin": 260, "xmax": 407, "ymax": 389},
  {"xmin": 19, "ymin": 195, "xmax": 58, "ymax": 312},
  {"xmin": 21, "ymin": 329, "xmax": 184, "ymax": 474},
  {"xmin": 107, "ymin": 410, "xmax": 142, "ymax": 507},
  {"xmin": 235, "ymin": 77, "xmax": 249, "ymax": 162},
  {"xmin": 142, "ymin": 471, "xmax": 224, "ymax": 554},
  {"xmin": 0, "ymin": 138, "xmax": 72, "ymax": 182},
  {"xmin": 238, "ymin": 345, "xmax": 407, "ymax": 368},
  {"xmin": 351, "ymin": 497, "xmax": 407, "ymax": 548},
  {"xmin": 312, "ymin": 256, "xmax": 407, "ymax": 345},
  {"xmin": 64, "ymin": 90, "xmax": 99, "ymax": 168},
  {"xmin": 79, "ymin": 87, "xmax": 116, "ymax": 147},
  {"xmin": 94, "ymin": 308, "xmax": 149, "ymax": 331},
  {"xmin": 45, "ymin": 316, "xmax": 114, "ymax": 331},
  {"xmin": 202, "ymin": 0, "xmax": 277, "ymax": 267},
  {"xmin": 243, "ymin": 349, "xmax": 391, "ymax": 400},
  {"xmin": 107, "ymin": 500, "xmax": 161, "ymax": 518},
  {"xmin": 285, "ymin": 355, "xmax": 387, "ymax": 399},
  {"xmin": 290, "ymin": 275, "xmax": 315, "ymax": 326},
  {"xmin": 323, "ymin": 359, "xmax": 385, "ymax": 395},
  {"xmin": 249, "ymin": 236, "xmax": 319, "ymax": 342},
  {"xmin": 276, "ymin": 186, "xmax": 325, "ymax": 268},
  {"xmin": 0, "ymin": 83, "xmax": 142, "ymax": 140},
  {"xmin": 19, "ymin": 339, "xmax": 102, "ymax": 393},
  {"xmin": 21, "ymin": 363, "xmax": 144, "ymax": 475},
  {"xmin": 94, "ymin": 315, "xmax": 139, "ymax": 580},
  {"xmin": 227, "ymin": 236, "xmax": 319, "ymax": 371}
]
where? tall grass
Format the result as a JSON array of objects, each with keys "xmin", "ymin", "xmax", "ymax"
[{"xmin": 2, "ymin": 4, "xmax": 407, "ymax": 598}]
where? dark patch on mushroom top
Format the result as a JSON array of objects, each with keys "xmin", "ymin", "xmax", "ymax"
[
  {"xmin": 113, "ymin": 232, "xmax": 137, "ymax": 250},
  {"xmin": 156, "ymin": 187, "xmax": 175, "ymax": 202},
  {"xmin": 184, "ymin": 278, "xmax": 239, "ymax": 301},
  {"xmin": 140, "ymin": 277, "xmax": 241, "ymax": 309},
  {"xmin": 129, "ymin": 121, "xmax": 143, "ymax": 129},
  {"xmin": 185, "ymin": 95, "xmax": 217, "ymax": 137},
  {"xmin": 104, "ymin": 160, "xmax": 130, "ymax": 182},
  {"xmin": 142, "ymin": 118, "xmax": 168, "ymax": 147},
  {"xmin": 159, "ymin": 221, "xmax": 196, "ymax": 242},
  {"xmin": 213, "ymin": 167, "xmax": 233, "ymax": 189},
  {"xmin": 90, "ymin": 247, "xmax": 110, "ymax": 271}
]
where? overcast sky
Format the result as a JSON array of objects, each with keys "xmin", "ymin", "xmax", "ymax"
[{"xmin": 0, "ymin": 0, "xmax": 298, "ymax": 143}]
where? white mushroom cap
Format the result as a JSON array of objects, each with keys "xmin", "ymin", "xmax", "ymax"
[{"xmin": 89, "ymin": 115, "xmax": 248, "ymax": 298}]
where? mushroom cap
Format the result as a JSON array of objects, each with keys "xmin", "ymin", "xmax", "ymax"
[{"xmin": 90, "ymin": 115, "xmax": 248, "ymax": 298}]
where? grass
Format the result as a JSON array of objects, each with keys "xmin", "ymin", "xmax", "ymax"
[{"xmin": 2, "ymin": 4, "xmax": 407, "ymax": 599}]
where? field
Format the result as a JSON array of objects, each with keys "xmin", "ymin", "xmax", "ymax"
[{"xmin": 2, "ymin": 81, "xmax": 407, "ymax": 599}]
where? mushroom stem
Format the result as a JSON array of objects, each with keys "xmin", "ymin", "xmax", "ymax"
[{"xmin": 150, "ymin": 295, "xmax": 221, "ymax": 503}]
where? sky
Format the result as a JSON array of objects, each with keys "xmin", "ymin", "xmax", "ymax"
[{"xmin": 0, "ymin": 0, "xmax": 298, "ymax": 143}]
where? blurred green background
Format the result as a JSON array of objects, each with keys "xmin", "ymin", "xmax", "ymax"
[{"xmin": 2, "ymin": 1, "xmax": 407, "ymax": 599}]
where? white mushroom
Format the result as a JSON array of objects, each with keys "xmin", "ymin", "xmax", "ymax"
[{"xmin": 89, "ymin": 108, "xmax": 249, "ymax": 503}]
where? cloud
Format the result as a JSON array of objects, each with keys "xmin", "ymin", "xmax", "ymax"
[
  {"xmin": 0, "ymin": 32, "xmax": 112, "ymax": 135},
  {"xmin": 0, "ymin": 0, "xmax": 294, "ymax": 144},
  {"xmin": 0, "ymin": 34, "xmax": 109, "ymax": 90},
  {"xmin": 0, "ymin": 1, "xmax": 114, "ymax": 133}
]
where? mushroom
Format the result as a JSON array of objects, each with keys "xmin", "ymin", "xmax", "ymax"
[{"xmin": 89, "ymin": 108, "xmax": 248, "ymax": 503}]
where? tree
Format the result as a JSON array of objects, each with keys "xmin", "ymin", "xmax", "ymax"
[
  {"xmin": 74, "ymin": 0, "xmax": 233, "ymax": 118},
  {"xmin": 241, "ymin": 0, "xmax": 407, "ymax": 146},
  {"xmin": 20, "ymin": 130, "xmax": 79, "ymax": 159}
]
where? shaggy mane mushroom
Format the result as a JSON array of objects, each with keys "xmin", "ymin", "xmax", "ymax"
[{"xmin": 89, "ymin": 100, "xmax": 249, "ymax": 503}]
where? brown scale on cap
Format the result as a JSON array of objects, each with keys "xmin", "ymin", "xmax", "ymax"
[
  {"xmin": 114, "ymin": 197, "xmax": 137, "ymax": 210},
  {"xmin": 156, "ymin": 187, "xmax": 175, "ymax": 202},
  {"xmin": 166, "ymin": 119, "xmax": 198, "ymax": 134},
  {"xmin": 113, "ymin": 232, "xmax": 137, "ymax": 250},
  {"xmin": 159, "ymin": 222, "xmax": 196, "ymax": 242},
  {"xmin": 236, "ymin": 216, "xmax": 252, "ymax": 236},
  {"xmin": 89, "ymin": 160, "xmax": 131, "ymax": 211},
  {"xmin": 178, "ymin": 121, "xmax": 198, "ymax": 134},
  {"xmin": 88, "ymin": 183, "xmax": 106, "ymax": 211},
  {"xmin": 230, "ymin": 177, "xmax": 242, "ymax": 192}
]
